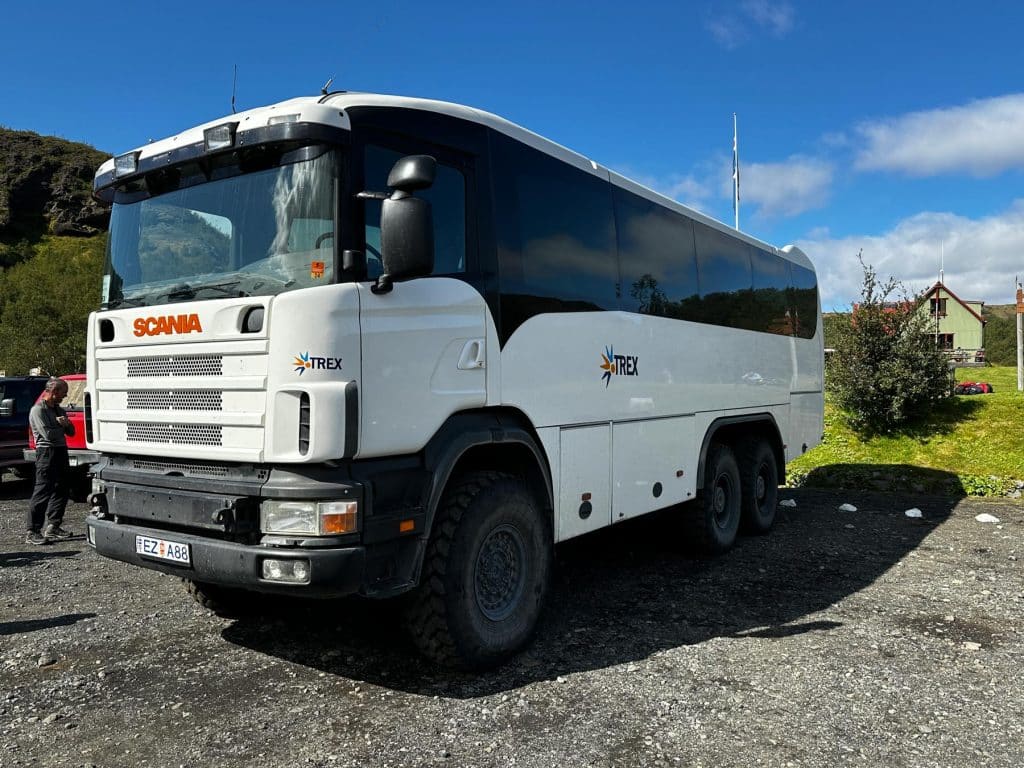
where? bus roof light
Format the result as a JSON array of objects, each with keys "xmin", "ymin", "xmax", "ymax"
[
  {"xmin": 203, "ymin": 122, "xmax": 238, "ymax": 152},
  {"xmin": 113, "ymin": 151, "xmax": 140, "ymax": 177}
]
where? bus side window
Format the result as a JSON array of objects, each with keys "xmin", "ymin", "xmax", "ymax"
[{"xmin": 363, "ymin": 144, "xmax": 467, "ymax": 279}]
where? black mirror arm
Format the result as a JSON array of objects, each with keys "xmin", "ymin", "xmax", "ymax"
[{"xmin": 370, "ymin": 273, "xmax": 394, "ymax": 295}]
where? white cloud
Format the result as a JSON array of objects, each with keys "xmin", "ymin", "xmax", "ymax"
[
  {"xmin": 741, "ymin": 0, "xmax": 794, "ymax": 35},
  {"xmin": 797, "ymin": 201, "xmax": 1024, "ymax": 310},
  {"xmin": 855, "ymin": 94, "xmax": 1024, "ymax": 177},
  {"xmin": 730, "ymin": 156, "xmax": 834, "ymax": 219},
  {"xmin": 706, "ymin": 1, "xmax": 794, "ymax": 48}
]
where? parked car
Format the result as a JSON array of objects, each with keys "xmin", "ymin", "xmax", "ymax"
[
  {"xmin": 1, "ymin": 376, "xmax": 50, "ymax": 480},
  {"xmin": 23, "ymin": 374, "xmax": 99, "ymax": 501}
]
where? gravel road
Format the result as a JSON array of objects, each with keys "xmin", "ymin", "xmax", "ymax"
[{"xmin": 2, "ymin": 474, "xmax": 1022, "ymax": 768}]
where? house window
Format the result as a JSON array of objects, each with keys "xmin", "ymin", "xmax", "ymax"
[
  {"xmin": 935, "ymin": 333, "xmax": 954, "ymax": 350},
  {"xmin": 930, "ymin": 297, "xmax": 948, "ymax": 317}
]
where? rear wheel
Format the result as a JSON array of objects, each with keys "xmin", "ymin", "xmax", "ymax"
[
  {"xmin": 739, "ymin": 438, "xmax": 779, "ymax": 534},
  {"xmin": 693, "ymin": 443, "xmax": 741, "ymax": 555},
  {"xmin": 405, "ymin": 471, "xmax": 552, "ymax": 670}
]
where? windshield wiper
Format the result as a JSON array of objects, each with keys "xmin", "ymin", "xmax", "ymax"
[
  {"xmin": 105, "ymin": 295, "xmax": 146, "ymax": 309},
  {"xmin": 165, "ymin": 281, "xmax": 250, "ymax": 301}
]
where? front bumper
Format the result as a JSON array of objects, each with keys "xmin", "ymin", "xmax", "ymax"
[
  {"xmin": 24, "ymin": 448, "xmax": 101, "ymax": 467},
  {"xmin": 87, "ymin": 515, "xmax": 366, "ymax": 598}
]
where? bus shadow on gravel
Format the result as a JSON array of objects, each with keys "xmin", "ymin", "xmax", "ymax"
[{"xmin": 222, "ymin": 479, "xmax": 961, "ymax": 698}]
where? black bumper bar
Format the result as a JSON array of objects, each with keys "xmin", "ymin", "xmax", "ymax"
[{"xmin": 87, "ymin": 516, "xmax": 365, "ymax": 598}]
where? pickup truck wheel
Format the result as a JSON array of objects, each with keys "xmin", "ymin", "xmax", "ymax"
[
  {"xmin": 69, "ymin": 469, "xmax": 92, "ymax": 503},
  {"xmin": 405, "ymin": 471, "xmax": 552, "ymax": 670},
  {"xmin": 12, "ymin": 465, "xmax": 35, "ymax": 483},
  {"xmin": 186, "ymin": 580, "xmax": 261, "ymax": 619}
]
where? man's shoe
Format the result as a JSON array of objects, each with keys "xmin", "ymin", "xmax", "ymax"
[
  {"xmin": 25, "ymin": 531, "xmax": 48, "ymax": 545},
  {"xmin": 43, "ymin": 525, "xmax": 73, "ymax": 541}
]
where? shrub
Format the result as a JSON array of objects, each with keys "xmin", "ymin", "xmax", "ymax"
[{"xmin": 827, "ymin": 255, "xmax": 951, "ymax": 433}]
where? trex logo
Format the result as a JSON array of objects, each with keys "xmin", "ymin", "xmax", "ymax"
[
  {"xmin": 133, "ymin": 313, "xmax": 203, "ymax": 337},
  {"xmin": 599, "ymin": 345, "xmax": 639, "ymax": 387},
  {"xmin": 293, "ymin": 351, "xmax": 343, "ymax": 375}
]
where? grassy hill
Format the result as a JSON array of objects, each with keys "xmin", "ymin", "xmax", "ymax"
[
  {"xmin": 0, "ymin": 127, "xmax": 110, "ymax": 374},
  {"xmin": 788, "ymin": 365, "xmax": 1024, "ymax": 496}
]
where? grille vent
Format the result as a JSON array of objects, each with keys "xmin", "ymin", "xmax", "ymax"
[
  {"xmin": 127, "ymin": 354, "xmax": 223, "ymax": 378},
  {"xmin": 126, "ymin": 423, "xmax": 223, "ymax": 446},
  {"xmin": 127, "ymin": 390, "xmax": 223, "ymax": 411},
  {"xmin": 131, "ymin": 460, "xmax": 230, "ymax": 477}
]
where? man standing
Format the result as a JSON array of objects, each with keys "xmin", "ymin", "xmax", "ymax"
[{"xmin": 25, "ymin": 378, "xmax": 75, "ymax": 544}]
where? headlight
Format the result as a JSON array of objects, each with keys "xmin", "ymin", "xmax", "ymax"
[{"xmin": 261, "ymin": 500, "xmax": 358, "ymax": 536}]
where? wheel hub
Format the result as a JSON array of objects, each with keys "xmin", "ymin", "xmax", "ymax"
[{"xmin": 474, "ymin": 524, "xmax": 527, "ymax": 622}]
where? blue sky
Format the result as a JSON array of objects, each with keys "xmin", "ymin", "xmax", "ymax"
[{"xmin": 3, "ymin": 0, "xmax": 1022, "ymax": 310}]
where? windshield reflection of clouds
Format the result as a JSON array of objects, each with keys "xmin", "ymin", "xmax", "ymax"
[{"xmin": 107, "ymin": 151, "xmax": 336, "ymax": 306}]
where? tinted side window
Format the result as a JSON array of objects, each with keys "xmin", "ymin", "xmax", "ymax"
[
  {"xmin": 789, "ymin": 263, "xmax": 819, "ymax": 339},
  {"xmin": 493, "ymin": 134, "xmax": 617, "ymax": 339},
  {"xmin": 615, "ymin": 188, "xmax": 700, "ymax": 320},
  {"xmin": 751, "ymin": 248, "xmax": 793, "ymax": 336},
  {"xmin": 694, "ymin": 223, "xmax": 753, "ymax": 329},
  {"xmin": 364, "ymin": 144, "xmax": 466, "ymax": 278}
]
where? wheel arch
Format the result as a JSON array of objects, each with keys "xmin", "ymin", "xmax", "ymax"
[
  {"xmin": 421, "ymin": 407, "xmax": 553, "ymax": 537},
  {"xmin": 696, "ymin": 414, "xmax": 785, "ymax": 489}
]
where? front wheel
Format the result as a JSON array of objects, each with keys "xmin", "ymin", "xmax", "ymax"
[
  {"xmin": 405, "ymin": 472, "xmax": 552, "ymax": 670},
  {"xmin": 186, "ymin": 580, "xmax": 262, "ymax": 619}
]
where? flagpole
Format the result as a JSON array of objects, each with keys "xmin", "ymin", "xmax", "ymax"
[{"xmin": 732, "ymin": 113, "xmax": 740, "ymax": 230}]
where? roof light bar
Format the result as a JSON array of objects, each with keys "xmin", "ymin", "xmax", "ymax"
[
  {"xmin": 113, "ymin": 151, "xmax": 140, "ymax": 178},
  {"xmin": 203, "ymin": 122, "xmax": 239, "ymax": 152},
  {"xmin": 267, "ymin": 113, "xmax": 300, "ymax": 125}
]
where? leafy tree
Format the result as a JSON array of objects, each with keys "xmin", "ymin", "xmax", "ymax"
[
  {"xmin": 0, "ymin": 235, "xmax": 105, "ymax": 374},
  {"xmin": 827, "ymin": 254, "xmax": 950, "ymax": 433}
]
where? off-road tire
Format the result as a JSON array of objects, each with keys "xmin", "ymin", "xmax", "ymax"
[
  {"xmin": 405, "ymin": 471, "xmax": 552, "ymax": 670},
  {"xmin": 739, "ymin": 438, "xmax": 778, "ymax": 534},
  {"xmin": 186, "ymin": 579, "xmax": 262, "ymax": 619},
  {"xmin": 692, "ymin": 443, "xmax": 742, "ymax": 556}
]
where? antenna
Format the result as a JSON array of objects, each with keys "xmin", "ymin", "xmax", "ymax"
[
  {"xmin": 321, "ymin": 77, "xmax": 334, "ymax": 96},
  {"xmin": 231, "ymin": 64, "xmax": 238, "ymax": 114}
]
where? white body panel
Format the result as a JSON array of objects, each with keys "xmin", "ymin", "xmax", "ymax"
[{"xmin": 356, "ymin": 278, "xmax": 487, "ymax": 457}]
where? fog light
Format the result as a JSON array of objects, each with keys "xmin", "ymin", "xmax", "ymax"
[
  {"xmin": 261, "ymin": 558, "xmax": 311, "ymax": 583},
  {"xmin": 86, "ymin": 525, "xmax": 96, "ymax": 547}
]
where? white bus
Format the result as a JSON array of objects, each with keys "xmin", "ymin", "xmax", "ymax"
[{"xmin": 85, "ymin": 92, "xmax": 823, "ymax": 669}]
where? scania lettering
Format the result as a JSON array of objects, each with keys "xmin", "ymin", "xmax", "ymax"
[
  {"xmin": 84, "ymin": 91, "xmax": 824, "ymax": 669},
  {"xmin": 133, "ymin": 313, "xmax": 204, "ymax": 337}
]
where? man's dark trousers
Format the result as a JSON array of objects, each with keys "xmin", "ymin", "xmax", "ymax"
[{"xmin": 27, "ymin": 446, "xmax": 70, "ymax": 533}]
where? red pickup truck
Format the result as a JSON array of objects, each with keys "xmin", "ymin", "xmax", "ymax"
[{"xmin": 23, "ymin": 374, "xmax": 99, "ymax": 502}]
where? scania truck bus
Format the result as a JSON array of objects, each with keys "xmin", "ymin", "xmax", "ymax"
[{"xmin": 85, "ymin": 91, "xmax": 823, "ymax": 669}]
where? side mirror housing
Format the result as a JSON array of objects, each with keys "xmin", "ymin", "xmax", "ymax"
[
  {"xmin": 0, "ymin": 398, "xmax": 15, "ymax": 418},
  {"xmin": 373, "ymin": 156, "xmax": 436, "ymax": 294}
]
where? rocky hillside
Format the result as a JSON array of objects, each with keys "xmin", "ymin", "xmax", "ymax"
[{"xmin": 0, "ymin": 127, "xmax": 110, "ymax": 258}]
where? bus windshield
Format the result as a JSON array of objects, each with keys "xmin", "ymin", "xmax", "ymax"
[{"xmin": 104, "ymin": 145, "xmax": 340, "ymax": 308}]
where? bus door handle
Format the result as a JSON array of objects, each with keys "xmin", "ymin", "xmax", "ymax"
[{"xmin": 457, "ymin": 339, "xmax": 486, "ymax": 370}]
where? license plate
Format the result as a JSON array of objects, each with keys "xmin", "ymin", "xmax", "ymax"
[{"xmin": 135, "ymin": 535, "xmax": 191, "ymax": 565}]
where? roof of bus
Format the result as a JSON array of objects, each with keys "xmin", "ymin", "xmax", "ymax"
[{"xmin": 96, "ymin": 92, "xmax": 811, "ymax": 270}]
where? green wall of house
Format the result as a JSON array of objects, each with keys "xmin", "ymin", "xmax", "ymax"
[{"xmin": 918, "ymin": 286, "xmax": 985, "ymax": 350}]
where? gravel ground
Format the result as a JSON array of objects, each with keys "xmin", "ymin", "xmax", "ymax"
[{"xmin": 1, "ymin": 474, "xmax": 1023, "ymax": 768}]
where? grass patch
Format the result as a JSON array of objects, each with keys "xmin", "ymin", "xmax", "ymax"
[{"xmin": 787, "ymin": 365, "xmax": 1024, "ymax": 496}]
